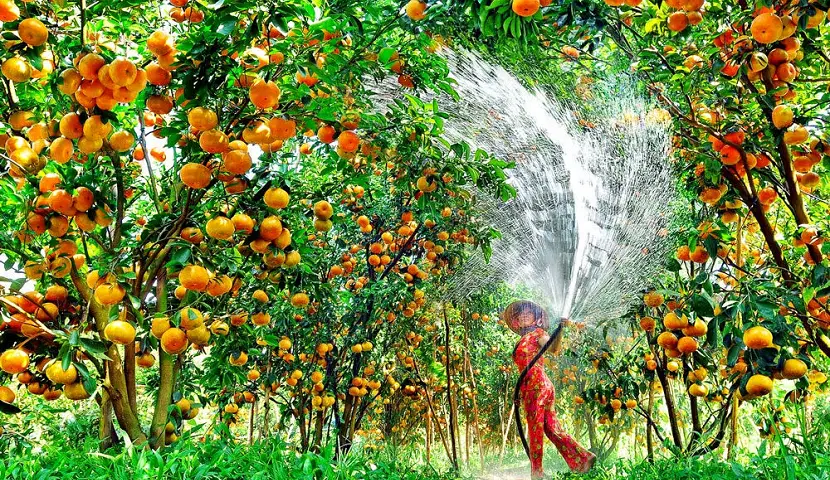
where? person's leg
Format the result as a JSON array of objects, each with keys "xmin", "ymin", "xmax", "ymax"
[
  {"xmin": 524, "ymin": 394, "xmax": 546, "ymax": 479},
  {"xmin": 542, "ymin": 405, "xmax": 596, "ymax": 472}
]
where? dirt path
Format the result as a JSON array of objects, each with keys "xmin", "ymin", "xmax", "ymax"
[{"xmin": 478, "ymin": 465, "xmax": 530, "ymax": 480}]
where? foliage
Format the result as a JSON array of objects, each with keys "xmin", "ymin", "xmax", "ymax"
[{"xmin": 0, "ymin": 437, "xmax": 457, "ymax": 480}]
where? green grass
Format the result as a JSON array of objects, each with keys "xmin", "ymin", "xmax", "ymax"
[
  {"xmin": 551, "ymin": 436, "xmax": 830, "ymax": 480},
  {"xmin": 4, "ymin": 411, "xmax": 830, "ymax": 480},
  {"xmin": 0, "ymin": 438, "xmax": 457, "ymax": 480}
]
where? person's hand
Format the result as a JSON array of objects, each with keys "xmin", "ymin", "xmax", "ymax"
[{"xmin": 560, "ymin": 317, "xmax": 573, "ymax": 327}]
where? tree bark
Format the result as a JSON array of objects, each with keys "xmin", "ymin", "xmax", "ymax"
[
  {"xmin": 150, "ymin": 277, "xmax": 174, "ymax": 449},
  {"xmin": 248, "ymin": 401, "xmax": 256, "ymax": 445},
  {"xmin": 124, "ymin": 346, "xmax": 137, "ymax": 414},
  {"xmin": 444, "ymin": 304, "xmax": 458, "ymax": 470},
  {"xmin": 98, "ymin": 386, "xmax": 115, "ymax": 451},
  {"xmin": 654, "ymin": 358, "xmax": 683, "ymax": 450},
  {"xmin": 312, "ymin": 408, "xmax": 325, "ymax": 451},
  {"xmin": 646, "ymin": 381, "xmax": 654, "ymax": 462}
]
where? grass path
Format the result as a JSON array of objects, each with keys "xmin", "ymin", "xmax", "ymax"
[{"xmin": 478, "ymin": 465, "xmax": 530, "ymax": 480}]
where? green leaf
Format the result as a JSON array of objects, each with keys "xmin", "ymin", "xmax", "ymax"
[
  {"xmin": 61, "ymin": 343, "xmax": 72, "ymax": 372},
  {"xmin": 0, "ymin": 400, "xmax": 21, "ymax": 414},
  {"xmin": 727, "ymin": 344, "xmax": 740, "ymax": 367},
  {"xmin": 216, "ymin": 16, "xmax": 237, "ymax": 36},
  {"xmin": 691, "ymin": 294, "xmax": 714, "ymax": 317},
  {"xmin": 486, "ymin": 0, "xmax": 509, "ymax": 10}
]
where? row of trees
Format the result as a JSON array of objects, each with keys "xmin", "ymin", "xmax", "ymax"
[
  {"xmin": 4, "ymin": 0, "xmax": 830, "ymax": 468},
  {"xmin": 0, "ymin": 0, "xmax": 516, "ymax": 454}
]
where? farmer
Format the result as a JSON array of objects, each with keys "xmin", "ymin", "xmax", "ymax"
[{"xmin": 503, "ymin": 300, "xmax": 596, "ymax": 478}]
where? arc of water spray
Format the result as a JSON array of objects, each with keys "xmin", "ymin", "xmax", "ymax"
[{"xmin": 368, "ymin": 48, "xmax": 675, "ymax": 326}]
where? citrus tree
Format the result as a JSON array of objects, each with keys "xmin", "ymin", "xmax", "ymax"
[
  {"xmin": 0, "ymin": 0, "xmax": 515, "ymax": 451},
  {"xmin": 407, "ymin": 0, "xmax": 830, "ymax": 459}
]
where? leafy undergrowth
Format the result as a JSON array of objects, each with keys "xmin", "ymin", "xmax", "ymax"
[
  {"xmin": 4, "ymin": 434, "xmax": 830, "ymax": 480},
  {"xmin": 0, "ymin": 438, "xmax": 457, "ymax": 480},
  {"xmin": 553, "ymin": 441, "xmax": 830, "ymax": 480}
]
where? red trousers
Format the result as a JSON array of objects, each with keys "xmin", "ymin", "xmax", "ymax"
[{"xmin": 522, "ymin": 380, "xmax": 594, "ymax": 478}]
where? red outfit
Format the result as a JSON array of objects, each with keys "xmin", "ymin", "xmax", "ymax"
[{"xmin": 514, "ymin": 328, "xmax": 594, "ymax": 478}]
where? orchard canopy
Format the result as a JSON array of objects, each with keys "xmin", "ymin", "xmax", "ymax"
[{"xmin": 0, "ymin": 0, "xmax": 830, "ymax": 478}]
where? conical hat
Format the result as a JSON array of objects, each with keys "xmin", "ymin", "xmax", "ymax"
[{"xmin": 502, "ymin": 300, "xmax": 550, "ymax": 335}]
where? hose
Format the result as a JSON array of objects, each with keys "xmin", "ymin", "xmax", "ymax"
[{"xmin": 513, "ymin": 322, "xmax": 563, "ymax": 459}]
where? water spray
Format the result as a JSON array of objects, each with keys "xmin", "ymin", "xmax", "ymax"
[{"xmin": 369, "ymin": 48, "xmax": 675, "ymax": 469}]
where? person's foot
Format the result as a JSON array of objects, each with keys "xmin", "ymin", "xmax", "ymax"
[{"xmin": 576, "ymin": 452, "xmax": 597, "ymax": 473}]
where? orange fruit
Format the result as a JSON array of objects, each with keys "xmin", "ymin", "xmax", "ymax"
[
  {"xmin": 772, "ymin": 105, "xmax": 793, "ymax": 129},
  {"xmin": 231, "ymin": 213, "xmax": 255, "ymax": 233},
  {"xmin": 199, "ymin": 129, "xmax": 229, "ymax": 153},
  {"xmin": 0, "ymin": 385, "xmax": 15, "ymax": 403},
  {"xmin": 146, "ymin": 63, "xmax": 172, "ymax": 87},
  {"xmin": 677, "ymin": 336, "xmax": 698, "ymax": 353},
  {"xmin": 0, "ymin": 0, "xmax": 20, "ymax": 22},
  {"xmin": 688, "ymin": 384, "xmax": 708, "ymax": 397},
  {"xmin": 147, "ymin": 30, "xmax": 174, "ymax": 56},
  {"xmin": 223, "ymin": 150, "xmax": 251, "ymax": 175},
  {"xmin": 291, "ymin": 292, "xmax": 310, "ymax": 307},
  {"xmin": 161, "ymin": 328, "xmax": 188, "ymax": 354},
  {"xmin": 0, "ymin": 349, "xmax": 29, "ymax": 374},
  {"xmin": 151, "ymin": 316, "xmax": 171, "ymax": 338},
  {"xmin": 109, "ymin": 131, "xmax": 135, "ymax": 152},
  {"xmin": 782, "ymin": 359, "xmax": 807, "ymax": 379},
  {"xmin": 78, "ymin": 53, "xmax": 106, "ymax": 80},
  {"xmin": 746, "ymin": 374, "xmax": 773, "ymax": 396},
  {"xmin": 104, "ymin": 320, "xmax": 136, "ymax": 345},
  {"xmin": 73, "ymin": 187, "xmax": 94, "ymax": 212},
  {"xmin": 657, "ymin": 332, "xmax": 678, "ymax": 350},
  {"xmin": 187, "ymin": 107, "xmax": 218, "ymax": 131},
  {"xmin": 406, "ymin": 0, "xmax": 427, "ymax": 20},
  {"xmin": 179, "ymin": 307, "xmax": 204, "ymax": 330},
  {"xmin": 206, "ymin": 216, "xmax": 235, "ymax": 240},
  {"xmin": 63, "ymin": 382, "xmax": 90, "ymax": 400},
  {"xmin": 751, "ymin": 13, "xmax": 783, "ymax": 44},
  {"xmin": 249, "ymin": 79, "xmax": 280, "ymax": 109},
  {"xmin": 317, "ymin": 124, "xmax": 336, "ymax": 144},
  {"xmin": 512, "ymin": 0, "xmax": 539, "ymax": 17},
  {"xmin": 18, "ymin": 18, "xmax": 48, "ymax": 46},
  {"xmin": 314, "ymin": 200, "xmax": 333, "ymax": 220},
  {"xmin": 259, "ymin": 216, "xmax": 283, "ymax": 240},
  {"xmin": 264, "ymin": 187, "xmax": 290, "ymax": 209},
  {"xmin": 94, "ymin": 283, "xmax": 125, "ymax": 305},
  {"xmin": 663, "ymin": 312, "xmax": 688, "ymax": 330},
  {"xmin": 337, "ymin": 131, "xmax": 359, "ymax": 152},
  {"xmin": 146, "ymin": 94, "xmax": 174, "ymax": 114},
  {"xmin": 268, "ymin": 117, "xmax": 296, "ymax": 141},
  {"xmin": 59, "ymin": 113, "xmax": 84, "ymax": 139},
  {"xmin": 667, "ymin": 12, "xmax": 688, "ymax": 32},
  {"xmin": 682, "ymin": 319, "xmax": 708, "ymax": 337},
  {"xmin": 179, "ymin": 264, "xmax": 209, "ymax": 291},
  {"xmin": 743, "ymin": 325, "xmax": 773, "ymax": 349},
  {"xmin": 179, "ymin": 163, "xmax": 212, "ymax": 189},
  {"xmin": 2, "ymin": 57, "xmax": 31, "ymax": 83},
  {"xmin": 108, "ymin": 58, "xmax": 137, "ymax": 86}
]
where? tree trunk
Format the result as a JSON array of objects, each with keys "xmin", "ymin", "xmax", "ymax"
[
  {"xmin": 248, "ymin": 401, "xmax": 256, "ymax": 445},
  {"xmin": 727, "ymin": 395, "xmax": 739, "ymax": 459},
  {"xmin": 261, "ymin": 387, "xmax": 271, "ymax": 440},
  {"xmin": 104, "ymin": 343, "xmax": 147, "ymax": 444},
  {"xmin": 655, "ymin": 356, "xmax": 683, "ymax": 449},
  {"xmin": 98, "ymin": 388, "xmax": 115, "ymax": 451},
  {"xmin": 124, "ymin": 345, "xmax": 137, "ymax": 414},
  {"xmin": 312, "ymin": 408, "xmax": 325, "ymax": 451},
  {"xmin": 646, "ymin": 381, "xmax": 654, "ymax": 462},
  {"xmin": 426, "ymin": 409, "xmax": 432, "ymax": 464},
  {"xmin": 150, "ymin": 277, "xmax": 174, "ymax": 449},
  {"xmin": 444, "ymin": 304, "xmax": 458, "ymax": 470},
  {"xmin": 463, "ymin": 313, "xmax": 484, "ymax": 470}
]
